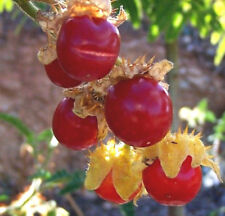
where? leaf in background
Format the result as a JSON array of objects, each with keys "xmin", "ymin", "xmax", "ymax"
[
  {"xmin": 205, "ymin": 111, "xmax": 216, "ymax": 123},
  {"xmin": 197, "ymin": 99, "xmax": 208, "ymax": 111},
  {"xmin": 47, "ymin": 210, "xmax": 57, "ymax": 216},
  {"xmin": 148, "ymin": 24, "xmax": 160, "ymax": 41},
  {"xmin": 0, "ymin": 194, "xmax": 9, "ymax": 202},
  {"xmin": 0, "ymin": 0, "xmax": 14, "ymax": 13},
  {"xmin": 213, "ymin": 112, "xmax": 225, "ymax": 141},
  {"xmin": 0, "ymin": 112, "xmax": 35, "ymax": 144},
  {"xmin": 214, "ymin": 34, "xmax": 225, "ymax": 65},
  {"xmin": 45, "ymin": 170, "xmax": 71, "ymax": 184},
  {"xmin": 37, "ymin": 129, "xmax": 53, "ymax": 143},
  {"xmin": 119, "ymin": 202, "xmax": 135, "ymax": 216},
  {"xmin": 30, "ymin": 169, "xmax": 52, "ymax": 181},
  {"xmin": 211, "ymin": 31, "xmax": 221, "ymax": 45},
  {"xmin": 60, "ymin": 171, "xmax": 85, "ymax": 195}
]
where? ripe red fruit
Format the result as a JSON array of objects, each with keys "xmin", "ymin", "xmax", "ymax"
[
  {"xmin": 142, "ymin": 156, "xmax": 202, "ymax": 206},
  {"xmin": 57, "ymin": 16, "xmax": 120, "ymax": 82},
  {"xmin": 44, "ymin": 59, "xmax": 81, "ymax": 88},
  {"xmin": 105, "ymin": 76, "xmax": 173, "ymax": 147},
  {"xmin": 95, "ymin": 171, "xmax": 141, "ymax": 204},
  {"xmin": 52, "ymin": 98, "xmax": 98, "ymax": 150}
]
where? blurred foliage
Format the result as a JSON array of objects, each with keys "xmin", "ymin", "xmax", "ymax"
[
  {"xmin": 179, "ymin": 99, "xmax": 225, "ymax": 143},
  {"xmin": 0, "ymin": 113, "xmax": 86, "ymax": 215},
  {"xmin": 0, "ymin": 113, "xmax": 130, "ymax": 215},
  {"xmin": 119, "ymin": 202, "xmax": 135, "ymax": 216},
  {"xmin": 209, "ymin": 207, "xmax": 225, "ymax": 216},
  {"xmin": 114, "ymin": 0, "xmax": 225, "ymax": 65},
  {"xmin": 179, "ymin": 99, "xmax": 216, "ymax": 128},
  {"xmin": 0, "ymin": 0, "xmax": 13, "ymax": 13}
]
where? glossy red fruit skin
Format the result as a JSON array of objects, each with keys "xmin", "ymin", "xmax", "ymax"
[
  {"xmin": 142, "ymin": 156, "xmax": 202, "ymax": 206},
  {"xmin": 44, "ymin": 59, "xmax": 81, "ymax": 88},
  {"xmin": 57, "ymin": 16, "xmax": 120, "ymax": 82},
  {"xmin": 52, "ymin": 98, "xmax": 98, "ymax": 150},
  {"xmin": 105, "ymin": 76, "xmax": 173, "ymax": 147},
  {"xmin": 95, "ymin": 171, "xmax": 141, "ymax": 204}
]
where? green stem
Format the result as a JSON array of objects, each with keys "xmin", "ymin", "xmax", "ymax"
[
  {"xmin": 168, "ymin": 206, "xmax": 185, "ymax": 216},
  {"xmin": 165, "ymin": 40, "xmax": 180, "ymax": 131},
  {"xmin": 13, "ymin": 0, "xmax": 39, "ymax": 22},
  {"xmin": 165, "ymin": 40, "xmax": 185, "ymax": 216}
]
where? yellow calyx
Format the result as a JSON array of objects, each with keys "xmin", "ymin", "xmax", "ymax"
[
  {"xmin": 140, "ymin": 128, "xmax": 222, "ymax": 181},
  {"xmin": 85, "ymin": 139, "xmax": 145, "ymax": 201}
]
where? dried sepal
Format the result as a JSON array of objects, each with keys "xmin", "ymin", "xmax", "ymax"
[
  {"xmin": 85, "ymin": 140, "xmax": 145, "ymax": 201},
  {"xmin": 63, "ymin": 85, "xmax": 109, "ymax": 140},
  {"xmin": 109, "ymin": 6, "xmax": 127, "ymax": 27},
  {"xmin": 149, "ymin": 59, "xmax": 173, "ymax": 82},
  {"xmin": 37, "ymin": 43, "xmax": 57, "ymax": 65},
  {"xmin": 140, "ymin": 129, "xmax": 222, "ymax": 181},
  {"xmin": 37, "ymin": 0, "xmax": 125, "ymax": 66},
  {"xmin": 63, "ymin": 58, "xmax": 172, "ymax": 141},
  {"xmin": 67, "ymin": 0, "xmax": 112, "ymax": 19}
]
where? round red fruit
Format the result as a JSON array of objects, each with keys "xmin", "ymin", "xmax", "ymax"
[
  {"xmin": 44, "ymin": 59, "xmax": 81, "ymax": 88},
  {"xmin": 105, "ymin": 76, "xmax": 173, "ymax": 147},
  {"xmin": 52, "ymin": 98, "xmax": 98, "ymax": 150},
  {"xmin": 95, "ymin": 171, "xmax": 141, "ymax": 204},
  {"xmin": 57, "ymin": 16, "xmax": 120, "ymax": 82},
  {"xmin": 142, "ymin": 156, "xmax": 202, "ymax": 206}
]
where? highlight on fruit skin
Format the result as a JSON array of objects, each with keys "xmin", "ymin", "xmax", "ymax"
[{"xmin": 84, "ymin": 139, "xmax": 145, "ymax": 203}]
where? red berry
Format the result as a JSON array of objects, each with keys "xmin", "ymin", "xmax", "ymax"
[
  {"xmin": 44, "ymin": 59, "xmax": 81, "ymax": 88},
  {"xmin": 95, "ymin": 171, "xmax": 141, "ymax": 204},
  {"xmin": 57, "ymin": 16, "xmax": 120, "ymax": 82},
  {"xmin": 105, "ymin": 76, "xmax": 173, "ymax": 147},
  {"xmin": 52, "ymin": 98, "xmax": 98, "ymax": 150},
  {"xmin": 142, "ymin": 156, "xmax": 202, "ymax": 206}
]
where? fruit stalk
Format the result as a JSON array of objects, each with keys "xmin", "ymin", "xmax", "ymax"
[{"xmin": 13, "ymin": 0, "xmax": 39, "ymax": 22}]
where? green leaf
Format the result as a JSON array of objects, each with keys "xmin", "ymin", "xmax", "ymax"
[
  {"xmin": 205, "ymin": 111, "xmax": 216, "ymax": 123},
  {"xmin": 0, "ymin": 194, "xmax": 10, "ymax": 202},
  {"xmin": 46, "ymin": 170, "xmax": 71, "ymax": 184},
  {"xmin": 30, "ymin": 169, "xmax": 52, "ymax": 180},
  {"xmin": 209, "ymin": 210, "xmax": 217, "ymax": 216},
  {"xmin": 60, "ymin": 171, "xmax": 85, "ymax": 195},
  {"xmin": 0, "ymin": 112, "xmax": 35, "ymax": 143},
  {"xmin": 47, "ymin": 210, "xmax": 57, "ymax": 216},
  {"xmin": 119, "ymin": 202, "xmax": 135, "ymax": 216},
  {"xmin": 197, "ymin": 99, "xmax": 208, "ymax": 111},
  {"xmin": 215, "ymin": 35, "xmax": 225, "ymax": 65},
  {"xmin": 148, "ymin": 24, "xmax": 160, "ymax": 41},
  {"xmin": 0, "ymin": 0, "xmax": 14, "ymax": 13},
  {"xmin": 37, "ymin": 129, "xmax": 53, "ymax": 143},
  {"xmin": 211, "ymin": 31, "xmax": 221, "ymax": 45}
]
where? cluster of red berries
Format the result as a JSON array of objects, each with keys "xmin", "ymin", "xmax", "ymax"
[{"xmin": 42, "ymin": 8, "xmax": 204, "ymax": 207}]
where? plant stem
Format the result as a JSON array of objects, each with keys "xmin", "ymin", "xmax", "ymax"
[
  {"xmin": 165, "ymin": 40, "xmax": 185, "ymax": 216},
  {"xmin": 168, "ymin": 206, "xmax": 185, "ymax": 216},
  {"xmin": 165, "ymin": 40, "xmax": 179, "ymax": 131},
  {"xmin": 65, "ymin": 194, "xmax": 85, "ymax": 216},
  {"xmin": 13, "ymin": 0, "xmax": 40, "ymax": 22}
]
